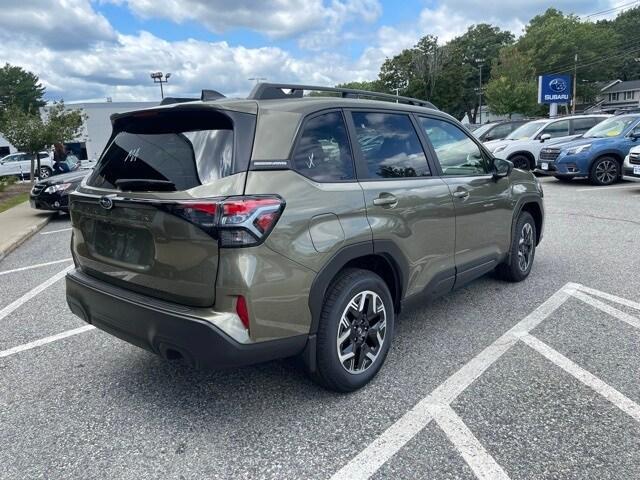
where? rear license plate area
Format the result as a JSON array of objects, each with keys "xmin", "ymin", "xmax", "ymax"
[{"xmin": 93, "ymin": 221, "xmax": 154, "ymax": 266}]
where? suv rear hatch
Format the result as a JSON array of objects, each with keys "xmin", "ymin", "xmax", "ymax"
[{"xmin": 70, "ymin": 105, "xmax": 260, "ymax": 307}]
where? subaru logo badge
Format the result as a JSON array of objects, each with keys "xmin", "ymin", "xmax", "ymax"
[
  {"xmin": 549, "ymin": 78, "xmax": 567, "ymax": 93},
  {"xmin": 99, "ymin": 196, "xmax": 114, "ymax": 210}
]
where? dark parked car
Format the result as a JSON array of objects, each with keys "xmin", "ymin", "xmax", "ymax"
[
  {"xmin": 30, "ymin": 169, "xmax": 91, "ymax": 212},
  {"xmin": 472, "ymin": 120, "xmax": 532, "ymax": 142}
]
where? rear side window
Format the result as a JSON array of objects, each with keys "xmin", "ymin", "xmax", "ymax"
[
  {"xmin": 572, "ymin": 117, "xmax": 600, "ymax": 134},
  {"xmin": 292, "ymin": 111, "xmax": 354, "ymax": 182},
  {"xmin": 541, "ymin": 120, "xmax": 569, "ymax": 138},
  {"xmin": 88, "ymin": 110, "xmax": 236, "ymax": 191},
  {"xmin": 351, "ymin": 112, "xmax": 430, "ymax": 179}
]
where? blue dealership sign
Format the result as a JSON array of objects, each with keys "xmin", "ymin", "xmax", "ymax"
[{"xmin": 538, "ymin": 74, "xmax": 573, "ymax": 104}]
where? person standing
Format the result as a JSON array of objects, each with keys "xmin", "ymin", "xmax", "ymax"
[{"xmin": 53, "ymin": 143, "xmax": 70, "ymax": 174}]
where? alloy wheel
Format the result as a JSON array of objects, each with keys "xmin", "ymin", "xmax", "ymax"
[
  {"xmin": 39, "ymin": 167, "xmax": 51, "ymax": 179},
  {"xmin": 336, "ymin": 290, "xmax": 387, "ymax": 374},
  {"xmin": 517, "ymin": 222, "xmax": 534, "ymax": 272},
  {"xmin": 595, "ymin": 160, "xmax": 617, "ymax": 185}
]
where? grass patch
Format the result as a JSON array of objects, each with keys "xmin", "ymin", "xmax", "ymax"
[{"xmin": 0, "ymin": 192, "xmax": 30, "ymax": 213}]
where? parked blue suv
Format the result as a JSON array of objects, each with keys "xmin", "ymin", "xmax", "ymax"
[{"xmin": 537, "ymin": 114, "xmax": 640, "ymax": 185}]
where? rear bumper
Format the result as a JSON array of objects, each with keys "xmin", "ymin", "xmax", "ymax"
[{"xmin": 65, "ymin": 268, "xmax": 307, "ymax": 369}]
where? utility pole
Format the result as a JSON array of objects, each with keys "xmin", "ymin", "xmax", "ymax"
[
  {"xmin": 248, "ymin": 77, "xmax": 267, "ymax": 85},
  {"xmin": 572, "ymin": 53, "xmax": 578, "ymax": 114},
  {"xmin": 150, "ymin": 72, "xmax": 171, "ymax": 99},
  {"xmin": 478, "ymin": 63, "xmax": 484, "ymax": 124},
  {"xmin": 393, "ymin": 88, "xmax": 401, "ymax": 103}
]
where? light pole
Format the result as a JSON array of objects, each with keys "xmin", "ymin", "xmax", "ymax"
[
  {"xmin": 474, "ymin": 58, "xmax": 485, "ymax": 124},
  {"xmin": 150, "ymin": 72, "xmax": 171, "ymax": 99},
  {"xmin": 248, "ymin": 77, "xmax": 267, "ymax": 85}
]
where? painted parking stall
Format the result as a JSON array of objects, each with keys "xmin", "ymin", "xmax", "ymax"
[{"xmin": 1, "ymin": 177, "xmax": 640, "ymax": 478}]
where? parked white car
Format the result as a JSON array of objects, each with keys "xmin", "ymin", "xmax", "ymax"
[
  {"xmin": 0, "ymin": 151, "xmax": 54, "ymax": 179},
  {"xmin": 623, "ymin": 144, "xmax": 640, "ymax": 180},
  {"xmin": 484, "ymin": 114, "xmax": 610, "ymax": 170}
]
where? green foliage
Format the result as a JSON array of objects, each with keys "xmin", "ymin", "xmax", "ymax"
[
  {"xmin": 0, "ymin": 63, "xmax": 46, "ymax": 117},
  {"xmin": 1, "ymin": 102, "xmax": 86, "ymax": 182},
  {"xmin": 485, "ymin": 48, "xmax": 542, "ymax": 117},
  {"xmin": 336, "ymin": 80, "xmax": 385, "ymax": 92},
  {"xmin": 377, "ymin": 25, "xmax": 514, "ymax": 121}
]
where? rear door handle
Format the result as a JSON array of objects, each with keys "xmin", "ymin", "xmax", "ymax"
[
  {"xmin": 452, "ymin": 189, "xmax": 469, "ymax": 199},
  {"xmin": 373, "ymin": 194, "xmax": 398, "ymax": 206}
]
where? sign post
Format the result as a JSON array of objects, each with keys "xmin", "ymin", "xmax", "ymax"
[{"xmin": 538, "ymin": 74, "xmax": 573, "ymax": 118}]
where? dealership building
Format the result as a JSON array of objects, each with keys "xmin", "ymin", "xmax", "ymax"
[{"xmin": 0, "ymin": 100, "xmax": 158, "ymax": 159}]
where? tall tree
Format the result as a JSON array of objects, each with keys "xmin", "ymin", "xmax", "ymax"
[
  {"xmin": 485, "ymin": 48, "xmax": 541, "ymax": 117},
  {"xmin": 0, "ymin": 64, "xmax": 46, "ymax": 118},
  {"xmin": 1, "ymin": 102, "xmax": 85, "ymax": 184}
]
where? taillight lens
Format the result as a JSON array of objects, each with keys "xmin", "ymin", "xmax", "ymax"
[
  {"xmin": 163, "ymin": 195, "xmax": 284, "ymax": 248},
  {"xmin": 236, "ymin": 295, "xmax": 250, "ymax": 330},
  {"xmin": 219, "ymin": 197, "xmax": 284, "ymax": 247}
]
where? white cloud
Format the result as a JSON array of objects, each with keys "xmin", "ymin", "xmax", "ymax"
[
  {"xmin": 0, "ymin": 0, "xmax": 116, "ymax": 50},
  {"xmin": 111, "ymin": 0, "xmax": 381, "ymax": 41}
]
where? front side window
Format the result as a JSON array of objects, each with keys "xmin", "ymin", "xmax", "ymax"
[
  {"xmin": 292, "ymin": 111, "xmax": 354, "ymax": 182},
  {"xmin": 541, "ymin": 120, "xmax": 570, "ymax": 138},
  {"xmin": 351, "ymin": 112, "xmax": 430, "ymax": 179},
  {"xmin": 419, "ymin": 117, "xmax": 489, "ymax": 176}
]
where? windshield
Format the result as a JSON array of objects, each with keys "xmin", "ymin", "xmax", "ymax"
[
  {"xmin": 583, "ymin": 115, "xmax": 639, "ymax": 138},
  {"xmin": 506, "ymin": 120, "xmax": 547, "ymax": 140},
  {"xmin": 472, "ymin": 123, "xmax": 494, "ymax": 137}
]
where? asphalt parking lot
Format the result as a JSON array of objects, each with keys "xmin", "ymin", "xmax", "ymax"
[{"xmin": 1, "ymin": 176, "xmax": 640, "ymax": 480}]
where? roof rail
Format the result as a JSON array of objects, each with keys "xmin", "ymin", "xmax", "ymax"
[{"xmin": 247, "ymin": 83, "xmax": 437, "ymax": 109}]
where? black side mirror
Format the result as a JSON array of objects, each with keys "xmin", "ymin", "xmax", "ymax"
[
  {"xmin": 630, "ymin": 131, "xmax": 640, "ymax": 140},
  {"xmin": 492, "ymin": 158, "xmax": 513, "ymax": 179}
]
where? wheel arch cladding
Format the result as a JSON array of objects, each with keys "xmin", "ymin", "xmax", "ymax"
[
  {"xmin": 307, "ymin": 243, "xmax": 406, "ymax": 336},
  {"xmin": 593, "ymin": 152, "xmax": 623, "ymax": 167}
]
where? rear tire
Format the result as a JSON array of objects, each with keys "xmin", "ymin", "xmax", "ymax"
[
  {"xmin": 510, "ymin": 155, "xmax": 531, "ymax": 171},
  {"xmin": 496, "ymin": 211, "xmax": 536, "ymax": 282},
  {"xmin": 312, "ymin": 268, "xmax": 394, "ymax": 392},
  {"xmin": 589, "ymin": 157, "xmax": 619, "ymax": 186}
]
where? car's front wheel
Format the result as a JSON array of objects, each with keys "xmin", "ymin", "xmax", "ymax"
[
  {"xmin": 496, "ymin": 211, "xmax": 536, "ymax": 282},
  {"xmin": 39, "ymin": 166, "xmax": 52, "ymax": 179},
  {"xmin": 313, "ymin": 269, "xmax": 394, "ymax": 392},
  {"xmin": 510, "ymin": 154, "xmax": 531, "ymax": 170},
  {"xmin": 589, "ymin": 157, "xmax": 619, "ymax": 186}
]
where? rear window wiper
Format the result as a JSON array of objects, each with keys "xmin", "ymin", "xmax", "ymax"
[{"xmin": 115, "ymin": 179, "xmax": 177, "ymax": 192}]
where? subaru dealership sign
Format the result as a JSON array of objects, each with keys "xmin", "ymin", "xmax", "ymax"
[{"xmin": 538, "ymin": 74, "xmax": 572, "ymax": 104}]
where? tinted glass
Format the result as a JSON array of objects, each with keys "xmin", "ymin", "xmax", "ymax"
[
  {"xmin": 292, "ymin": 112, "xmax": 354, "ymax": 181},
  {"xmin": 419, "ymin": 117, "xmax": 489, "ymax": 176},
  {"xmin": 488, "ymin": 123, "xmax": 512, "ymax": 140},
  {"xmin": 351, "ymin": 112, "xmax": 429, "ymax": 178},
  {"xmin": 506, "ymin": 120, "xmax": 547, "ymax": 140},
  {"xmin": 572, "ymin": 117, "xmax": 600, "ymax": 134},
  {"xmin": 89, "ymin": 129, "xmax": 233, "ymax": 191},
  {"xmin": 541, "ymin": 120, "xmax": 570, "ymax": 138}
]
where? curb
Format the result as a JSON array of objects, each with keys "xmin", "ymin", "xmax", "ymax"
[{"xmin": 0, "ymin": 209, "xmax": 53, "ymax": 262}]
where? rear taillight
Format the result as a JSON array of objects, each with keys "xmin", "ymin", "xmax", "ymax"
[{"xmin": 163, "ymin": 196, "xmax": 285, "ymax": 248}]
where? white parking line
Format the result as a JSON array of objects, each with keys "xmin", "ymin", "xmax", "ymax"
[
  {"xmin": 521, "ymin": 333, "xmax": 640, "ymax": 422},
  {"xmin": 574, "ymin": 184, "xmax": 640, "ymax": 192},
  {"xmin": 572, "ymin": 290, "xmax": 640, "ymax": 331},
  {"xmin": 431, "ymin": 404, "xmax": 510, "ymax": 480},
  {"xmin": 0, "ymin": 265, "xmax": 74, "ymax": 321},
  {"xmin": 0, "ymin": 258, "xmax": 72, "ymax": 276},
  {"xmin": 576, "ymin": 284, "xmax": 640, "ymax": 312},
  {"xmin": 40, "ymin": 227, "xmax": 72, "ymax": 235},
  {"xmin": 329, "ymin": 284, "xmax": 576, "ymax": 480},
  {"xmin": 0, "ymin": 325, "xmax": 95, "ymax": 359}
]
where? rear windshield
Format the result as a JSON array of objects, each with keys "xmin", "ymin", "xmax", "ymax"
[{"xmin": 88, "ymin": 109, "xmax": 235, "ymax": 191}]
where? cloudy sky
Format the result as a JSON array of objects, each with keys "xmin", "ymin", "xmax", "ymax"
[{"xmin": 0, "ymin": 0, "xmax": 631, "ymax": 103}]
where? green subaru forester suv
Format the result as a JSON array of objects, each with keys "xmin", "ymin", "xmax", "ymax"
[{"xmin": 66, "ymin": 83, "xmax": 544, "ymax": 392}]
